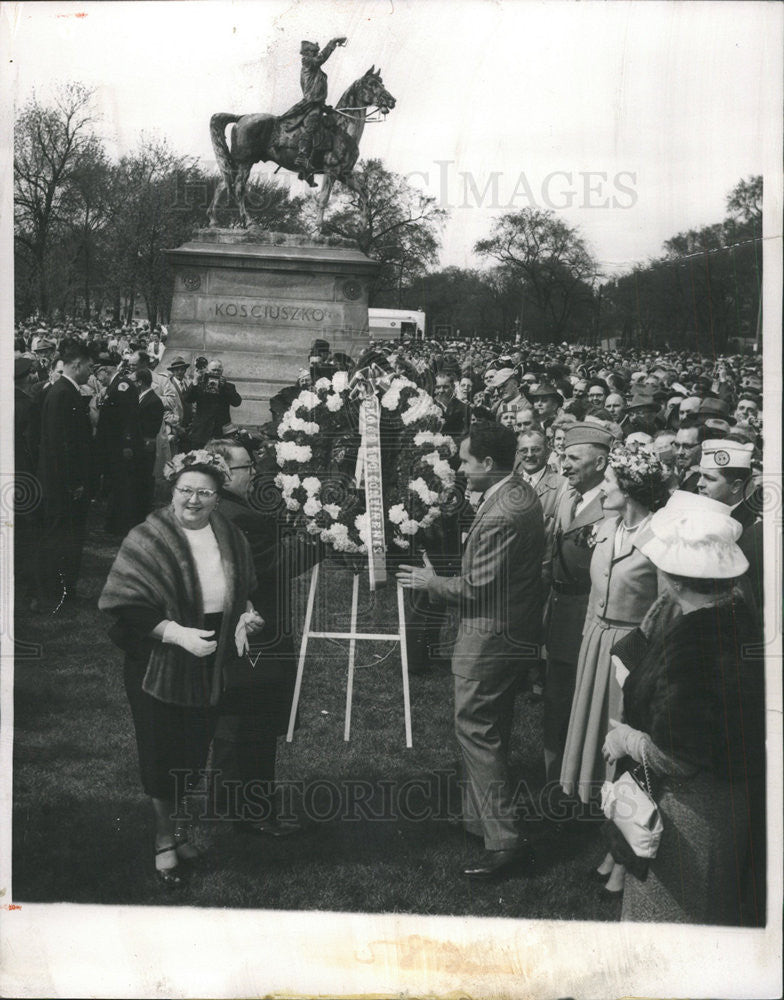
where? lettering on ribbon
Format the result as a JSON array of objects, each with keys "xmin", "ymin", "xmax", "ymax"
[{"xmin": 361, "ymin": 394, "xmax": 387, "ymax": 589}]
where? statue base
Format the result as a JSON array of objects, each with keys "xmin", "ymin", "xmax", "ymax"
[{"xmin": 164, "ymin": 229, "xmax": 380, "ymax": 426}]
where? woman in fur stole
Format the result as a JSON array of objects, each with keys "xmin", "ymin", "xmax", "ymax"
[{"xmin": 99, "ymin": 449, "xmax": 263, "ymax": 888}]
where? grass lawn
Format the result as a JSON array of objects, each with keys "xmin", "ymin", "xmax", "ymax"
[{"xmin": 12, "ymin": 506, "xmax": 619, "ymax": 920}]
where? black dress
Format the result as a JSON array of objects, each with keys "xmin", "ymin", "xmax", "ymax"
[{"xmin": 115, "ymin": 608, "xmax": 222, "ymax": 801}]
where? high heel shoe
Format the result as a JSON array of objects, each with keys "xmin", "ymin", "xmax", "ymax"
[
  {"xmin": 173, "ymin": 827, "xmax": 205, "ymax": 865},
  {"xmin": 155, "ymin": 843, "xmax": 187, "ymax": 889}
]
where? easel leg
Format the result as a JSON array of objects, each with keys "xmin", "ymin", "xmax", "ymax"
[
  {"xmin": 397, "ymin": 582, "xmax": 413, "ymax": 749},
  {"xmin": 287, "ymin": 561, "xmax": 320, "ymax": 742},
  {"xmin": 343, "ymin": 572, "xmax": 360, "ymax": 742}
]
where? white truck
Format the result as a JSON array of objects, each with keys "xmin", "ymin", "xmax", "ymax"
[{"xmin": 368, "ymin": 308, "xmax": 426, "ymax": 341}]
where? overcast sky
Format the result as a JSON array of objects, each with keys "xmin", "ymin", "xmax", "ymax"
[{"xmin": 6, "ymin": 0, "xmax": 782, "ymax": 274}]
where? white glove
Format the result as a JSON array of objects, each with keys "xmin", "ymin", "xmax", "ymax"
[
  {"xmin": 602, "ymin": 719, "xmax": 634, "ymax": 764},
  {"xmin": 162, "ymin": 621, "xmax": 217, "ymax": 658},
  {"xmin": 234, "ymin": 609, "xmax": 265, "ymax": 656}
]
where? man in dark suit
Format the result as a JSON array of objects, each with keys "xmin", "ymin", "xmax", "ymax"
[
  {"xmin": 134, "ymin": 367, "xmax": 164, "ymax": 518},
  {"xmin": 15, "ymin": 357, "xmax": 42, "ymax": 605},
  {"xmin": 37, "ymin": 338, "xmax": 93, "ymax": 607},
  {"xmin": 205, "ymin": 438, "xmax": 300, "ymax": 837},
  {"xmin": 96, "ymin": 357, "xmax": 143, "ymax": 536},
  {"xmin": 398, "ymin": 422, "xmax": 544, "ymax": 881},
  {"xmin": 543, "ymin": 423, "xmax": 613, "ymax": 789},
  {"xmin": 514, "ymin": 427, "xmax": 569, "ymax": 698},
  {"xmin": 185, "ymin": 359, "xmax": 242, "ymax": 448},
  {"xmin": 433, "ymin": 371, "xmax": 471, "ymax": 440}
]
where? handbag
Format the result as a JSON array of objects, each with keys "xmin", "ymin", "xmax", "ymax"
[{"xmin": 601, "ymin": 748, "xmax": 664, "ymax": 859}]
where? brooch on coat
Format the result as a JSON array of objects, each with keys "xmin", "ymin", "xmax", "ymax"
[{"xmin": 573, "ymin": 523, "xmax": 600, "ymax": 549}]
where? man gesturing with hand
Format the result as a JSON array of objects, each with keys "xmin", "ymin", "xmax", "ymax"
[{"xmin": 398, "ymin": 422, "xmax": 544, "ymax": 881}]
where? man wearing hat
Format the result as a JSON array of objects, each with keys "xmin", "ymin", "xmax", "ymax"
[
  {"xmin": 697, "ymin": 439, "xmax": 763, "ymax": 623},
  {"xmin": 528, "ymin": 383, "xmax": 563, "ymax": 432},
  {"xmin": 543, "ymin": 422, "xmax": 613, "ymax": 790},
  {"xmin": 37, "ymin": 338, "xmax": 93, "ymax": 608},
  {"xmin": 698, "ymin": 396, "xmax": 733, "ymax": 425},
  {"xmin": 623, "ymin": 388, "xmax": 664, "ymax": 437},
  {"xmin": 286, "ymin": 36, "xmax": 347, "ymax": 184},
  {"xmin": 489, "ymin": 369, "xmax": 526, "ymax": 417},
  {"xmin": 96, "ymin": 355, "xmax": 144, "ymax": 536},
  {"xmin": 161, "ymin": 357, "xmax": 192, "ymax": 453}
]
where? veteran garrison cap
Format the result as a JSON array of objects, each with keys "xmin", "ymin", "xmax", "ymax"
[
  {"xmin": 700, "ymin": 439, "xmax": 754, "ymax": 470},
  {"xmin": 563, "ymin": 423, "xmax": 614, "ymax": 450}
]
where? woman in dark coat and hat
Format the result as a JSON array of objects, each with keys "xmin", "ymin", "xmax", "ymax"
[{"xmin": 602, "ymin": 491, "xmax": 765, "ymax": 925}]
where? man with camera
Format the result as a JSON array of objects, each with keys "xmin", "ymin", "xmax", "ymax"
[{"xmin": 185, "ymin": 359, "xmax": 243, "ymax": 448}]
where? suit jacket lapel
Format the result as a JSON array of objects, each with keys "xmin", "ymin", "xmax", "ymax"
[
  {"xmin": 563, "ymin": 495, "xmax": 605, "ymax": 534},
  {"xmin": 464, "ymin": 479, "xmax": 511, "ymax": 549}
]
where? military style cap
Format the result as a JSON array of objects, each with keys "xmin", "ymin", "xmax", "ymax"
[
  {"xmin": 563, "ymin": 423, "xmax": 614, "ymax": 450},
  {"xmin": 700, "ymin": 438, "xmax": 754, "ymax": 470}
]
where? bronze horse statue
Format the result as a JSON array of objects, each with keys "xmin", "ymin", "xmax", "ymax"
[{"xmin": 207, "ymin": 67, "xmax": 396, "ymax": 229}]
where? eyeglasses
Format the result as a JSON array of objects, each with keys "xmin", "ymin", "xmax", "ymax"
[{"xmin": 174, "ymin": 486, "xmax": 218, "ymax": 500}]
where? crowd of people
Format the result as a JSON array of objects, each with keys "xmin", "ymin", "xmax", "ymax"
[
  {"xmin": 14, "ymin": 318, "xmax": 244, "ymax": 610},
  {"xmin": 13, "ymin": 316, "xmax": 766, "ymax": 925}
]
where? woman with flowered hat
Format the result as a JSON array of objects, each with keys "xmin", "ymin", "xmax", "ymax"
[
  {"xmin": 560, "ymin": 444, "xmax": 670, "ymax": 895},
  {"xmin": 99, "ymin": 450, "xmax": 263, "ymax": 888}
]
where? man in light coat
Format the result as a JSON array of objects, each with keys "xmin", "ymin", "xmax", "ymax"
[{"xmin": 543, "ymin": 423, "xmax": 613, "ymax": 789}]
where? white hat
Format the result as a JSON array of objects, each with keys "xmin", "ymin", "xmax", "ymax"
[
  {"xmin": 639, "ymin": 491, "xmax": 748, "ymax": 578},
  {"xmin": 700, "ymin": 438, "xmax": 754, "ymax": 470},
  {"xmin": 488, "ymin": 367, "xmax": 515, "ymax": 389}
]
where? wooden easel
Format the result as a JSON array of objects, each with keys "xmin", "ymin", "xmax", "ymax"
[{"xmin": 285, "ymin": 561, "xmax": 413, "ymax": 747}]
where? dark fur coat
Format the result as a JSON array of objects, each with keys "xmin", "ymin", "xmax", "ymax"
[
  {"xmin": 622, "ymin": 599, "xmax": 765, "ymax": 781},
  {"xmin": 99, "ymin": 506, "xmax": 256, "ymax": 707}
]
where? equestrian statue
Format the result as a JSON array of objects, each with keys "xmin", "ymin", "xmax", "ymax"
[{"xmin": 207, "ymin": 37, "xmax": 396, "ymax": 230}]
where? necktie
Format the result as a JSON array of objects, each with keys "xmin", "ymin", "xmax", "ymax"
[{"xmin": 563, "ymin": 489, "xmax": 580, "ymax": 529}]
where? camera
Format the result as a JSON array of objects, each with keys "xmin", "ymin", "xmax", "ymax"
[{"xmin": 204, "ymin": 374, "xmax": 221, "ymax": 394}]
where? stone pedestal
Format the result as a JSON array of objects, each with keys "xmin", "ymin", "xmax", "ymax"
[{"xmin": 164, "ymin": 229, "xmax": 380, "ymax": 426}]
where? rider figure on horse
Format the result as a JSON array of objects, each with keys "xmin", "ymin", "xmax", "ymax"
[{"xmin": 291, "ymin": 36, "xmax": 347, "ymax": 186}]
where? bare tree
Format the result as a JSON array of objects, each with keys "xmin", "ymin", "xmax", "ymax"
[
  {"xmin": 14, "ymin": 82, "xmax": 101, "ymax": 315},
  {"xmin": 474, "ymin": 208, "xmax": 598, "ymax": 342},
  {"xmin": 318, "ymin": 158, "xmax": 446, "ymax": 301}
]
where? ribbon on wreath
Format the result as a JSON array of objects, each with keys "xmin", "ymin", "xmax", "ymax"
[{"xmin": 360, "ymin": 393, "xmax": 387, "ymax": 589}]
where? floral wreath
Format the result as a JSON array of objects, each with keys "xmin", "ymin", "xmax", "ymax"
[
  {"xmin": 274, "ymin": 370, "xmax": 456, "ymax": 554},
  {"xmin": 163, "ymin": 449, "xmax": 231, "ymax": 483}
]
